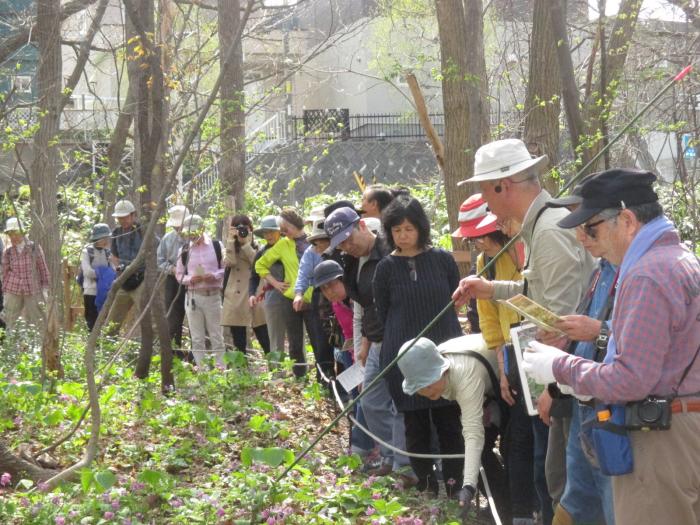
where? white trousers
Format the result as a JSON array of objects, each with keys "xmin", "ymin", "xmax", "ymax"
[{"xmin": 185, "ymin": 292, "xmax": 225, "ymax": 367}]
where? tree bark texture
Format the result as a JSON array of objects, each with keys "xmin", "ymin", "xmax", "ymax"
[
  {"xmin": 524, "ymin": 0, "xmax": 561, "ymax": 193},
  {"xmin": 552, "ymin": 0, "xmax": 640, "ymax": 172},
  {"xmin": 122, "ymin": 0, "xmax": 168, "ymax": 382},
  {"xmin": 435, "ymin": 0, "xmax": 489, "ymax": 232},
  {"xmin": 0, "ymin": 441, "xmax": 54, "ymax": 482},
  {"xmin": 28, "ymin": 0, "xmax": 63, "ymax": 377},
  {"xmin": 219, "ymin": 0, "xmax": 245, "ymax": 211}
]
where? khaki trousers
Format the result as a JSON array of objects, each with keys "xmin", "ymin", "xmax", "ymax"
[
  {"xmin": 104, "ymin": 283, "xmax": 144, "ymax": 335},
  {"xmin": 612, "ymin": 412, "xmax": 700, "ymax": 525},
  {"xmin": 4, "ymin": 293, "xmax": 45, "ymax": 334}
]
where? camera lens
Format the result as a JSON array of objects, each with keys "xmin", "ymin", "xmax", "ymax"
[
  {"xmin": 638, "ymin": 400, "xmax": 662, "ymax": 424},
  {"xmin": 237, "ymin": 225, "xmax": 249, "ymax": 238}
]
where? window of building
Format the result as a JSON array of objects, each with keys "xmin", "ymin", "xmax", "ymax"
[{"xmin": 12, "ymin": 75, "xmax": 32, "ymax": 94}]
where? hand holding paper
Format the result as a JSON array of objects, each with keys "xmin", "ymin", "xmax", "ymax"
[{"xmin": 522, "ymin": 340, "xmax": 567, "ymax": 385}]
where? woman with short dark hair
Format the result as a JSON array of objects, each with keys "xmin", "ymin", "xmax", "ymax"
[{"xmin": 373, "ymin": 196, "xmax": 465, "ymax": 496}]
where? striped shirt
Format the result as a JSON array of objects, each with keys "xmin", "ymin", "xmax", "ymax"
[
  {"xmin": 2, "ymin": 240, "xmax": 50, "ymax": 295},
  {"xmin": 553, "ymin": 231, "xmax": 700, "ymax": 402}
]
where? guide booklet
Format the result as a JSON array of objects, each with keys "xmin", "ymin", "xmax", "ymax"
[{"xmin": 501, "ymin": 294, "xmax": 564, "ymax": 334}]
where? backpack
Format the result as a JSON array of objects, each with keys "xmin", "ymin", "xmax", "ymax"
[
  {"xmin": 463, "ymin": 350, "xmax": 511, "ymax": 434},
  {"xmin": 180, "ymin": 239, "xmax": 222, "ymax": 274}
]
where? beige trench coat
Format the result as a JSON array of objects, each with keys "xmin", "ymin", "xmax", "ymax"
[{"xmin": 221, "ymin": 239, "xmax": 266, "ymax": 327}]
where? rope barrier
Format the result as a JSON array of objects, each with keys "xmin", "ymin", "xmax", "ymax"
[{"xmin": 319, "ymin": 363, "xmax": 503, "ymax": 524}]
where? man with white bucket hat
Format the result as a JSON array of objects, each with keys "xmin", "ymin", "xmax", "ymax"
[{"xmin": 452, "ymin": 138, "xmax": 595, "ymax": 524}]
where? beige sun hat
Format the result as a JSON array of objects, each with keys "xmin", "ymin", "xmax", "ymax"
[
  {"xmin": 458, "ymin": 138, "xmax": 548, "ymax": 185},
  {"xmin": 166, "ymin": 205, "xmax": 190, "ymax": 228}
]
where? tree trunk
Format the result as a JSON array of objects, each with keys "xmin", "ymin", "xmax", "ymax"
[
  {"xmin": 102, "ymin": 85, "xmax": 135, "ymax": 224},
  {"xmin": 29, "ymin": 0, "xmax": 63, "ymax": 378},
  {"xmin": 550, "ymin": 0, "xmax": 586, "ymax": 161},
  {"xmin": 123, "ymin": 0, "xmax": 166, "ymax": 382},
  {"xmin": 0, "ymin": 441, "xmax": 54, "ymax": 482},
  {"xmin": 524, "ymin": 0, "xmax": 561, "ymax": 193},
  {"xmin": 218, "ymin": 0, "xmax": 245, "ymax": 211},
  {"xmin": 435, "ymin": 0, "xmax": 489, "ymax": 232},
  {"xmin": 552, "ymin": 0, "xmax": 640, "ymax": 172}
]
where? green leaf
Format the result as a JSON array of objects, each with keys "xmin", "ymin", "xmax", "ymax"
[
  {"xmin": 138, "ymin": 469, "xmax": 166, "ymax": 489},
  {"xmin": 80, "ymin": 469, "xmax": 93, "ymax": 493},
  {"xmin": 17, "ymin": 479, "xmax": 33, "ymax": 490},
  {"xmin": 95, "ymin": 470, "xmax": 117, "ymax": 491}
]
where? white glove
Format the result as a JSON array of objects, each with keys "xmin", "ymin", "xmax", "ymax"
[
  {"xmin": 558, "ymin": 383, "xmax": 594, "ymax": 402},
  {"xmin": 522, "ymin": 340, "xmax": 567, "ymax": 385}
]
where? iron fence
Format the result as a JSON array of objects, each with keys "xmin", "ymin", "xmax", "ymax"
[{"xmin": 290, "ymin": 111, "xmax": 445, "ymax": 141}]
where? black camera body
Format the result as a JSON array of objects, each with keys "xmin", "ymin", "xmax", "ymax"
[
  {"xmin": 236, "ymin": 225, "xmax": 249, "ymax": 238},
  {"xmin": 625, "ymin": 396, "xmax": 672, "ymax": 431}
]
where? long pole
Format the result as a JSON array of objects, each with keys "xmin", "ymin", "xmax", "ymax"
[{"xmin": 271, "ymin": 64, "xmax": 693, "ymax": 485}]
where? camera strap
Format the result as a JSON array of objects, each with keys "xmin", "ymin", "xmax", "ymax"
[
  {"xmin": 672, "ymin": 342, "xmax": 700, "ymax": 399},
  {"xmin": 522, "ymin": 206, "xmax": 548, "ymax": 299}
]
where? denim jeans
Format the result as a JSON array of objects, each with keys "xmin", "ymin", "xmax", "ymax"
[
  {"xmin": 560, "ymin": 402, "xmax": 615, "ymax": 524},
  {"xmin": 362, "ymin": 343, "xmax": 411, "ymax": 471}
]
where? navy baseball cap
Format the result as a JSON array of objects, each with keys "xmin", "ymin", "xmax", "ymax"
[
  {"xmin": 325, "ymin": 207, "xmax": 360, "ymax": 250},
  {"xmin": 557, "ymin": 168, "xmax": 658, "ymax": 229},
  {"xmin": 547, "ymin": 181, "xmax": 585, "ymax": 209}
]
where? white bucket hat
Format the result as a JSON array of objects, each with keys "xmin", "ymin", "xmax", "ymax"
[
  {"xmin": 4, "ymin": 217, "xmax": 21, "ymax": 233},
  {"xmin": 458, "ymin": 138, "xmax": 548, "ymax": 185},
  {"xmin": 398, "ymin": 338, "xmax": 451, "ymax": 396},
  {"xmin": 166, "ymin": 205, "xmax": 190, "ymax": 227}
]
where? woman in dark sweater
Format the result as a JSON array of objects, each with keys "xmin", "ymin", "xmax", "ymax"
[{"xmin": 373, "ymin": 196, "xmax": 464, "ymax": 496}]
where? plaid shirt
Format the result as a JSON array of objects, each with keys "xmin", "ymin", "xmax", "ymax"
[
  {"xmin": 554, "ymin": 231, "xmax": 700, "ymax": 403},
  {"xmin": 2, "ymin": 240, "xmax": 50, "ymax": 295}
]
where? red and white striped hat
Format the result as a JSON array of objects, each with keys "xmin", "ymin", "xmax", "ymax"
[{"xmin": 452, "ymin": 193, "xmax": 499, "ymax": 238}]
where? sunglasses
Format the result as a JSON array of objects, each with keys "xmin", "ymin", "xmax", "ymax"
[{"xmin": 581, "ymin": 211, "xmax": 620, "ymax": 239}]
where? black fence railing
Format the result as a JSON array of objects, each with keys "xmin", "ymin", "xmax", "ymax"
[{"xmin": 290, "ymin": 111, "xmax": 445, "ymax": 141}]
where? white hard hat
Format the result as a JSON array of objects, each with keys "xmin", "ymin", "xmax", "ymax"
[
  {"xmin": 112, "ymin": 200, "xmax": 136, "ymax": 218},
  {"xmin": 4, "ymin": 217, "xmax": 21, "ymax": 233},
  {"xmin": 166, "ymin": 205, "xmax": 190, "ymax": 227}
]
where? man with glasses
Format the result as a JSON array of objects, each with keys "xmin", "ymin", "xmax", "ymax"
[
  {"xmin": 524, "ymin": 168, "xmax": 700, "ymax": 525},
  {"xmin": 452, "ymin": 139, "xmax": 595, "ymax": 525},
  {"xmin": 539, "ymin": 186, "xmax": 616, "ymax": 525}
]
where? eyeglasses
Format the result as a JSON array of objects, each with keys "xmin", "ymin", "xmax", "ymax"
[
  {"xmin": 407, "ymin": 258, "xmax": 417, "ymax": 282},
  {"xmin": 581, "ymin": 211, "xmax": 620, "ymax": 239},
  {"xmin": 581, "ymin": 219, "xmax": 606, "ymax": 239}
]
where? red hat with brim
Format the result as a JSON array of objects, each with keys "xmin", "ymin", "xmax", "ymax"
[{"xmin": 452, "ymin": 194, "xmax": 499, "ymax": 238}]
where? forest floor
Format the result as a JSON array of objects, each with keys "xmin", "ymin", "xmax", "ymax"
[{"xmin": 0, "ymin": 330, "xmax": 491, "ymax": 524}]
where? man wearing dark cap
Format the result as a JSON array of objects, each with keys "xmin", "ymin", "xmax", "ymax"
[
  {"xmin": 542, "ymin": 182, "xmax": 616, "ymax": 525},
  {"xmin": 524, "ymin": 168, "xmax": 700, "ymax": 525},
  {"xmin": 325, "ymin": 207, "xmax": 415, "ymax": 482}
]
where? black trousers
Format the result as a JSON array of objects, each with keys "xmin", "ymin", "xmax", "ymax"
[
  {"xmin": 84, "ymin": 294, "xmax": 98, "ymax": 331},
  {"xmin": 304, "ymin": 288, "xmax": 335, "ymax": 380},
  {"xmin": 404, "ymin": 404, "xmax": 464, "ymax": 496},
  {"xmin": 230, "ymin": 325, "xmax": 271, "ymax": 355},
  {"xmin": 164, "ymin": 274, "xmax": 191, "ymax": 361},
  {"xmin": 504, "ymin": 395, "xmax": 536, "ymax": 519}
]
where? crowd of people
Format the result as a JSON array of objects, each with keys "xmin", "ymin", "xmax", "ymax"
[{"xmin": 1, "ymin": 137, "xmax": 698, "ymax": 525}]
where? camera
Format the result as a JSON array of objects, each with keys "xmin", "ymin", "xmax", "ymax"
[
  {"xmin": 625, "ymin": 396, "xmax": 671, "ymax": 431},
  {"xmin": 236, "ymin": 225, "xmax": 249, "ymax": 238}
]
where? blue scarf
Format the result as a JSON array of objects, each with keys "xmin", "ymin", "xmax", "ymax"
[{"xmin": 604, "ymin": 215, "xmax": 675, "ymax": 364}]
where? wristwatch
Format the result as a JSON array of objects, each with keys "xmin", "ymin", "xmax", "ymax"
[{"xmin": 596, "ymin": 321, "xmax": 610, "ymax": 351}]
